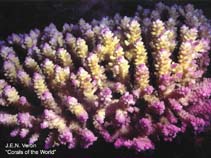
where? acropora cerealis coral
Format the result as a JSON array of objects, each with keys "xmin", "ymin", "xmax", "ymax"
[{"xmin": 0, "ymin": 2, "xmax": 211, "ymax": 152}]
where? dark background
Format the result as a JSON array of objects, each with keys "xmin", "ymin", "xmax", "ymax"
[
  {"xmin": 0, "ymin": 0, "xmax": 211, "ymax": 39},
  {"xmin": 0, "ymin": 0, "xmax": 211, "ymax": 158}
]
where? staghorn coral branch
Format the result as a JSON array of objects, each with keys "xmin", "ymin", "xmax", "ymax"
[{"xmin": 0, "ymin": 2, "xmax": 211, "ymax": 152}]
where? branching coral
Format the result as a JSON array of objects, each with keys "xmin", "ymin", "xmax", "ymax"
[{"xmin": 0, "ymin": 2, "xmax": 211, "ymax": 152}]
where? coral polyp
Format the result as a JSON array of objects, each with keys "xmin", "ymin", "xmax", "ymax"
[{"xmin": 0, "ymin": 3, "xmax": 211, "ymax": 152}]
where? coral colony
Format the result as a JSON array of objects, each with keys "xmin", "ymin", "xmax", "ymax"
[{"xmin": 0, "ymin": 3, "xmax": 211, "ymax": 152}]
